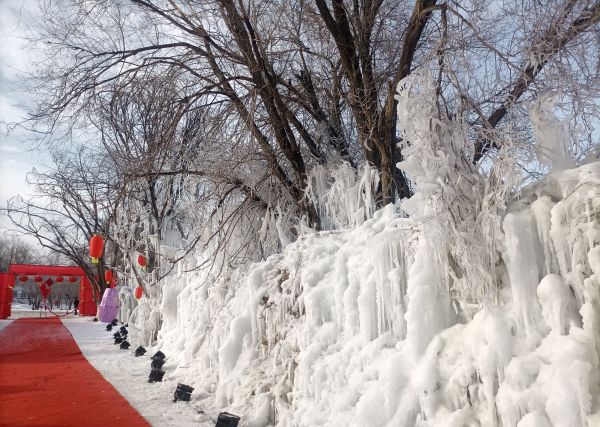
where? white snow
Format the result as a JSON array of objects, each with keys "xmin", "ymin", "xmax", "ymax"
[{"xmin": 0, "ymin": 319, "xmax": 12, "ymax": 333}]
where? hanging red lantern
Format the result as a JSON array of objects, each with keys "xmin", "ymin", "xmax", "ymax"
[
  {"xmin": 134, "ymin": 286, "xmax": 143, "ymax": 299},
  {"xmin": 18, "ymin": 276, "xmax": 28, "ymax": 282},
  {"xmin": 34, "ymin": 276, "xmax": 43, "ymax": 283},
  {"xmin": 137, "ymin": 254, "xmax": 147, "ymax": 268},
  {"xmin": 56, "ymin": 277, "xmax": 64, "ymax": 283},
  {"xmin": 68, "ymin": 276, "xmax": 78, "ymax": 283},
  {"xmin": 104, "ymin": 269, "xmax": 113, "ymax": 284},
  {"xmin": 89, "ymin": 234, "xmax": 105, "ymax": 264}
]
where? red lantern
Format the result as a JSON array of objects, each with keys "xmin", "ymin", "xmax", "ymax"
[
  {"xmin": 45, "ymin": 278, "xmax": 53, "ymax": 287},
  {"xmin": 89, "ymin": 234, "xmax": 105, "ymax": 264},
  {"xmin": 137, "ymin": 254, "xmax": 147, "ymax": 268},
  {"xmin": 56, "ymin": 277, "xmax": 64, "ymax": 283},
  {"xmin": 134, "ymin": 286, "xmax": 143, "ymax": 299},
  {"xmin": 68, "ymin": 276, "xmax": 78, "ymax": 283},
  {"xmin": 18, "ymin": 276, "xmax": 28, "ymax": 282},
  {"xmin": 104, "ymin": 269, "xmax": 113, "ymax": 284},
  {"xmin": 34, "ymin": 276, "xmax": 43, "ymax": 283}
]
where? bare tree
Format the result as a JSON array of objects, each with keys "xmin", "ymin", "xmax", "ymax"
[
  {"xmin": 0, "ymin": 235, "xmax": 40, "ymax": 272},
  {"xmin": 2, "ymin": 148, "xmax": 116, "ymax": 303}
]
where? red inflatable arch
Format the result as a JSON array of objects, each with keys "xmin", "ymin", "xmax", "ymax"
[{"xmin": 0, "ymin": 264, "xmax": 97, "ymax": 319}]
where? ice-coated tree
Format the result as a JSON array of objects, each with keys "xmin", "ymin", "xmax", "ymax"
[{"xmin": 8, "ymin": 0, "xmax": 599, "ymax": 298}]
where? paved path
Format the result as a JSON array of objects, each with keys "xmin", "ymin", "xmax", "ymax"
[{"xmin": 0, "ymin": 317, "xmax": 150, "ymax": 427}]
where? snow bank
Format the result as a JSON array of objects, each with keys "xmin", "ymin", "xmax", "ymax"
[{"xmin": 123, "ymin": 160, "xmax": 600, "ymax": 426}]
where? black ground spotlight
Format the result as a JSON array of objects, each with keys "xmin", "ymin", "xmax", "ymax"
[
  {"xmin": 114, "ymin": 336, "xmax": 124, "ymax": 345},
  {"xmin": 119, "ymin": 326, "xmax": 128, "ymax": 335},
  {"xmin": 120, "ymin": 340, "xmax": 131, "ymax": 350},
  {"xmin": 135, "ymin": 346, "xmax": 147, "ymax": 357},
  {"xmin": 173, "ymin": 383, "xmax": 194, "ymax": 402},
  {"xmin": 151, "ymin": 358, "xmax": 166, "ymax": 370},
  {"xmin": 111, "ymin": 319, "xmax": 118, "ymax": 326},
  {"xmin": 148, "ymin": 369, "xmax": 165, "ymax": 383},
  {"xmin": 113, "ymin": 331, "xmax": 121, "ymax": 339},
  {"xmin": 151, "ymin": 350, "xmax": 166, "ymax": 361},
  {"xmin": 106, "ymin": 324, "xmax": 113, "ymax": 331},
  {"xmin": 215, "ymin": 412, "xmax": 240, "ymax": 427}
]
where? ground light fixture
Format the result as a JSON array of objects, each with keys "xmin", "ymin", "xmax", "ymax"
[
  {"xmin": 106, "ymin": 324, "xmax": 113, "ymax": 331},
  {"xmin": 111, "ymin": 319, "xmax": 119, "ymax": 326},
  {"xmin": 114, "ymin": 333, "xmax": 124, "ymax": 345},
  {"xmin": 119, "ymin": 326, "xmax": 128, "ymax": 335},
  {"xmin": 215, "ymin": 412, "xmax": 240, "ymax": 427},
  {"xmin": 134, "ymin": 346, "xmax": 146, "ymax": 357},
  {"xmin": 120, "ymin": 340, "xmax": 131, "ymax": 350},
  {"xmin": 151, "ymin": 351, "xmax": 166, "ymax": 361},
  {"xmin": 173, "ymin": 383, "xmax": 194, "ymax": 402},
  {"xmin": 151, "ymin": 358, "xmax": 166, "ymax": 370},
  {"xmin": 148, "ymin": 369, "xmax": 165, "ymax": 383}
]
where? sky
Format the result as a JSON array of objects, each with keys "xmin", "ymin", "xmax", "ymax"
[{"xmin": 0, "ymin": 0, "xmax": 48, "ymax": 235}]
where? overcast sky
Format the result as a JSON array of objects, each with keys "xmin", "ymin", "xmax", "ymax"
[{"xmin": 0, "ymin": 0, "xmax": 48, "ymax": 235}]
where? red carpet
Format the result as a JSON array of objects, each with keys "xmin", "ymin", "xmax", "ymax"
[{"xmin": 0, "ymin": 317, "xmax": 150, "ymax": 427}]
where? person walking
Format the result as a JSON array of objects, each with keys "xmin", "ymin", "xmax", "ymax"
[{"xmin": 73, "ymin": 298, "xmax": 79, "ymax": 315}]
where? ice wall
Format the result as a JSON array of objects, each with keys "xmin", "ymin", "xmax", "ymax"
[{"xmin": 126, "ymin": 77, "xmax": 600, "ymax": 425}]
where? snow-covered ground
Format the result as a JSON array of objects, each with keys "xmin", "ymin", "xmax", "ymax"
[
  {"xmin": 0, "ymin": 319, "xmax": 12, "ymax": 333},
  {"xmin": 11, "ymin": 302, "xmax": 33, "ymax": 311},
  {"xmin": 63, "ymin": 317, "xmax": 211, "ymax": 427}
]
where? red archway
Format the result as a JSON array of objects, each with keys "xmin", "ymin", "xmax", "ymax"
[{"xmin": 0, "ymin": 264, "xmax": 97, "ymax": 319}]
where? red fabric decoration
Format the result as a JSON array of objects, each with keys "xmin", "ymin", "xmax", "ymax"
[
  {"xmin": 134, "ymin": 286, "xmax": 143, "ymax": 299},
  {"xmin": 0, "ymin": 318, "xmax": 150, "ymax": 425},
  {"xmin": 45, "ymin": 278, "xmax": 53, "ymax": 287},
  {"xmin": 89, "ymin": 235, "xmax": 104, "ymax": 264},
  {"xmin": 39, "ymin": 283, "xmax": 50, "ymax": 299},
  {"xmin": 18, "ymin": 276, "xmax": 28, "ymax": 282}
]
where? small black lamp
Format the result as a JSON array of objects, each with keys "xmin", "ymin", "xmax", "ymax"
[
  {"xmin": 151, "ymin": 350, "xmax": 166, "ymax": 361},
  {"xmin": 120, "ymin": 340, "xmax": 131, "ymax": 350},
  {"xmin": 119, "ymin": 326, "xmax": 128, "ymax": 335},
  {"xmin": 114, "ymin": 336, "xmax": 124, "ymax": 345},
  {"xmin": 215, "ymin": 412, "xmax": 240, "ymax": 427},
  {"xmin": 151, "ymin": 358, "xmax": 166, "ymax": 370},
  {"xmin": 135, "ymin": 346, "xmax": 147, "ymax": 357},
  {"xmin": 111, "ymin": 319, "xmax": 118, "ymax": 326},
  {"xmin": 106, "ymin": 324, "xmax": 113, "ymax": 331},
  {"xmin": 148, "ymin": 369, "xmax": 165, "ymax": 383},
  {"xmin": 173, "ymin": 383, "xmax": 194, "ymax": 402}
]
